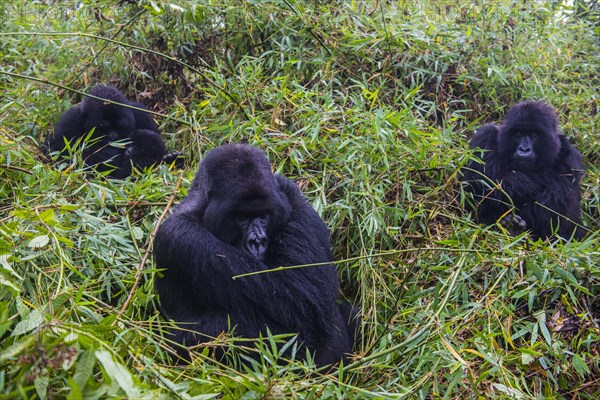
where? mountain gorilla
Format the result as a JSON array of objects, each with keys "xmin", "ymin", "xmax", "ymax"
[
  {"xmin": 461, "ymin": 100, "xmax": 584, "ymax": 240},
  {"xmin": 153, "ymin": 144, "xmax": 355, "ymax": 366},
  {"xmin": 44, "ymin": 85, "xmax": 180, "ymax": 179}
]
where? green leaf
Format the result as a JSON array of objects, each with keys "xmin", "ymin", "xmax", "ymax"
[
  {"xmin": 66, "ymin": 377, "xmax": 83, "ymax": 400},
  {"xmin": 96, "ymin": 349, "xmax": 142, "ymax": 399},
  {"xmin": 131, "ymin": 226, "xmax": 144, "ymax": 241},
  {"xmin": 521, "ymin": 353, "xmax": 535, "ymax": 365},
  {"xmin": 28, "ymin": 234, "xmax": 50, "ymax": 249},
  {"xmin": 534, "ymin": 311, "xmax": 553, "ymax": 347},
  {"xmin": 572, "ymin": 353, "xmax": 590, "ymax": 377},
  {"xmin": 0, "ymin": 274, "xmax": 20, "ymax": 295},
  {"xmin": 34, "ymin": 375, "xmax": 49, "ymax": 400},
  {"xmin": 37, "ymin": 209, "xmax": 55, "ymax": 223},
  {"xmin": 73, "ymin": 349, "xmax": 96, "ymax": 390},
  {"xmin": 50, "ymin": 290, "xmax": 72, "ymax": 313},
  {"xmin": 12, "ymin": 309, "xmax": 44, "ymax": 336},
  {"xmin": 0, "ymin": 304, "xmax": 11, "ymax": 337},
  {"xmin": 492, "ymin": 383, "xmax": 525, "ymax": 398}
]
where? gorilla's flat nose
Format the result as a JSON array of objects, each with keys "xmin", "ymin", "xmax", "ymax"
[{"xmin": 517, "ymin": 145, "xmax": 532, "ymax": 157}]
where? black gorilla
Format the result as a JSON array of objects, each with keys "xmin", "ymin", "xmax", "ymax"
[
  {"xmin": 153, "ymin": 144, "xmax": 354, "ymax": 366},
  {"xmin": 461, "ymin": 100, "xmax": 584, "ymax": 240},
  {"xmin": 45, "ymin": 85, "xmax": 179, "ymax": 179}
]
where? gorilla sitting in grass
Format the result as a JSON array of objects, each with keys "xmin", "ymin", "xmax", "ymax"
[
  {"xmin": 461, "ymin": 100, "xmax": 584, "ymax": 240},
  {"xmin": 154, "ymin": 144, "xmax": 356, "ymax": 366},
  {"xmin": 44, "ymin": 84, "xmax": 179, "ymax": 178}
]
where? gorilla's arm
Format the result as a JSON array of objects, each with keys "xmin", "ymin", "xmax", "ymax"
[
  {"xmin": 128, "ymin": 102, "xmax": 183, "ymax": 168},
  {"xmin": 154, "ymin": 213, "xmax": 260, "ymax": 308},
  {"xmin": 463, "ymin": 124, "xmax": 501, "ymax": 187},
  {"xmin": 463, "ymin": 124, "xmax": 518, "ymax": 224},
  {"xmin": 47, "ymin": 106, "xmax": 84, "ymax": 154},
  {"xmin": 519, "ymin": 135, "xmax": 584, "ymax": 239},
  {"xmin": 154, "ymin": 217, "xmax": 336, "ymax": 334},
  {"xmin": 126, "ymin": 129, "xmax": 167, "ymax": 169},
  {"xmin": 129, "ymin": 101, "xmax": 159, "ymax": 131},
  {"xmin": 555, "ymin": 135, "xmax": 584, "ymax": 180},
  {"xmin": 90, "ymin": 130, "xmax": 167, "ymax": 179},
  {"xmin": 469, "ymin": 124, "xmax": 498, "ymax": 149}
]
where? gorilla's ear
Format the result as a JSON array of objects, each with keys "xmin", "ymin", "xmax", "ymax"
[
  {"xmin": 177, "ymin": 173, "xmax": 210, "ymax": 219},
  {"xmin": 271, "ymin": 176, "xmax": 294, "ymax": 222},
  {"xmin": 80, "ymin": 101, "xmax": 90, "ymax": 118},
  {"xmin": 177, "ymin": 191, "xmax": 208, "ymax": 220}
]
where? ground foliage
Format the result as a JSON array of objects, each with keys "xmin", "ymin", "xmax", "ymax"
[{"xmin": 1, "ymin": 0, "xmax": 599, "ymax": 398}]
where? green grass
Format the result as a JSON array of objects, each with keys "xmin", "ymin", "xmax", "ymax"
[{"xmin": 1, "ymin": 0, "xmax": 599, "ymax": 398}]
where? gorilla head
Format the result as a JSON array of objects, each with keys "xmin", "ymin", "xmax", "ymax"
[
  {"xmin": 497, "ymin": 101, "xmax": 561, "ymax": 172},
  {"xmin": 197, "ymin": 145, "xmax": 291, "ymax": 260},
  {"xmin": 80, "ymin": 85, "xmax": 138, "ymax": 142}
]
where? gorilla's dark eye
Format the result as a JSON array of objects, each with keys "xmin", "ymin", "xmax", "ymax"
[
  {"xmin": 236, "ymin": 213, "xmax": 250, "ymax": 222},
  {"xmin": 235, "ymin": 211, "xmax": 269, "ymax": 222}
]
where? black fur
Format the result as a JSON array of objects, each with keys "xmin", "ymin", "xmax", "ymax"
[
  {"xmin": 44, "ymin": 84, "xmax": 179, "ymax": 178},
  {"xmin": 461, "ymin": 100, "xmax": 584, "ymax": 240},
  {"xmin": 153, "ymin": 144, "xmax": 354, "ymax": 366}
]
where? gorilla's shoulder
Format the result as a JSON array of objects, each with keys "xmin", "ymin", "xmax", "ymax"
[
  {"xmin": 470, "ymin": 124, "xmax": 499, "ymax": 150},
  {"xmin": 274, "ymin": 174, "xmax": 302, "ymax": 197},
  {"xmin": 48, "ymin": 105, "xmax": 84, "ymax": 151},
  {"xmin": 558, "ymin": 134, "xmax": 580, "ymax": 154},
  {"xmin": 55, "ymin": 104, "xmax": 83, "ymax": 123},
  {"xmin": 557, "ymin": 134, "xmax": 584, "ymax": 171}
]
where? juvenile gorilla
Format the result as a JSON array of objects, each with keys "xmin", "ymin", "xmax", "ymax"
[
  {"xmin": 153, "ymin": 144, "xmax": 354, "ymax": 366},
  {"xmin": 45, "ymin": 84, "xmax": 177, "ymax": 178},
  {"xmin": 461, "ymin": 100, "xmax": 584, "ymax": 240}
]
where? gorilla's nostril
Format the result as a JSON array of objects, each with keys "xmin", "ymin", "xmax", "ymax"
[{"xmin": 517, "ymin": 146, "xmax": 532, "ymax": 155}]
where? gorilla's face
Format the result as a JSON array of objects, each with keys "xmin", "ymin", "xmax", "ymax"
[
  {"xmin": 203, "ymin": 194, "xmax": 283, "ymax": 261},
  {"xmin": 499, "ymin": 105, "xmax": 560, "ymax": 172},
  {"xmin": 234, "ymin": 209, "xmax": 271, "ymax": 260},
  {"xmin": 81, "ymin": 99, "xmax": 136, "ymax": 142},
  {"xmin": 196, "ymin": 145, "xmax": 293, "ymax": 261}
]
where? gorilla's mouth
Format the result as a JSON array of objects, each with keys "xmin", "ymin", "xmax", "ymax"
[
  {"xmin": 244, "ymin": 239, "xmax": 268, "ymax": 260},
  {"xmin": 244, "ymin": 216, "xmax": 270, "ymax": 260},
  {"xmin": 513, "ymin": 158, "xmax": 537, "ymax": 172}
]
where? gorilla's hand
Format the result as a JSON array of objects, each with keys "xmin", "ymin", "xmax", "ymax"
[{"xmin": 500, "ymin": 213, "xmax": 527, "ymax": 236}]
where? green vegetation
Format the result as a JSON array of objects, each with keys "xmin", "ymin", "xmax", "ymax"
[{"xmin": 1, "ymin": 0, "xmax": 599, "ymax": 398}]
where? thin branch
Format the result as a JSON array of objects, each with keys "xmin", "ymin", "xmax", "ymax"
[
  {"xmin": 0, "ymin": 71, "xmax": 189, "ymax": 126},
  {"xmin": 233, "ymin": 247, "xmax": 494, "ymax": 279},
  {"xmin": 0, "ymin": 164, "xmax": 33, "ymax": 174},
  {"xmin": 118, "ymin": 173, "xmax": 183, "ymax": 317}
]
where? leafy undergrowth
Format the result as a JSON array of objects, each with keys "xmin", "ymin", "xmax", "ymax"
[{"xmin": 1, "ymin": 0, "xmax": 599, "ymax": 398}]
